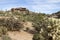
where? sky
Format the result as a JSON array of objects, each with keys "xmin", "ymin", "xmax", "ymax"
[{"xmin": 0, "ymin": 0, "xmax": 60, "ymax": 14}]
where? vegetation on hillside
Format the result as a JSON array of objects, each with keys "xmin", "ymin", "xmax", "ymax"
[{"xmin": 0, "ymin": 8, "xmax": 60, "ymax": 40}]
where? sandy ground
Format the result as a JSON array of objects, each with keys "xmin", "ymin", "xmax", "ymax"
[
  {"xmin": 7, "ymin": 21, "xmax": 34, "ymax": 40},
  {"xmin": 7, "ymin": 30, "xmax": 33, "ymax": 40},
  {"xmin": 23, "ymin": 22, "xmax": 34, "ymax": 30}
]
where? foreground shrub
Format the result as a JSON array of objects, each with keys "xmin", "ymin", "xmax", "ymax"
[
  {"xmin": 1, "ymin": 35, "xmax": 12, "ymax": 40},
  {"xmin": 5, "ymin": 18, "xmax": 23, "ymax": 31},
  {"xmin": 0, "ymin": 17, "xmax": 24, "ymax": 31},
  {"xmin": 0, "ymin": 26, "xmax": 7, "ymax": 36}
]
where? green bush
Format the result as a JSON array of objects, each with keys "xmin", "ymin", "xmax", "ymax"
[
  {"xmin": 33, "ymin": 33, "xmax": 45, "ymax": 40},
  {"xmin": 33, "ymin": 33, "xmax": 40, "ymax": 40}
]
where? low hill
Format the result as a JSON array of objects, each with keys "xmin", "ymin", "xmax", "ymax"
[
  {"xmin": 0, "ymin": 7, "xmax": 47, "ymax": 40},
  {"xmin": 51, "ymin": 11, "xmax": 60, "ymax": 18},
  {"xmin": 0, "ymin": 7, "xmax": 60, "ymax": 40}
]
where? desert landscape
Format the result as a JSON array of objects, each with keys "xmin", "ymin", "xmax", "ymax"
[{"xmin": 0, "ymin": 0, "xmax": 60, "ymax": 40}]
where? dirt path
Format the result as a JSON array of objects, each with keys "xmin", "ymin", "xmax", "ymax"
[{"xmin": 7, "ymin": 30, "xmax": 33, "ymax": 40}]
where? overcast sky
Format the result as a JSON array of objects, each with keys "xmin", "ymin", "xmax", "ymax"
[{"xmin": 0, "ymin": 0, "xmax": 60, "ymax": 14}]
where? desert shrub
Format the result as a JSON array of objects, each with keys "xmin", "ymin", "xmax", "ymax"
[
  {"xmin": 33, "ymin": 18, "xmax": 60, "ymax": 40},
  {"xmin": 33, "ymin": 33, "xmax": 45, "ymax": 40},
  {"xmin": 33, "ymin": 33, "xmax": 40, "ymax": 40},
  {"xmin": 32, "ymin": 18, "xmax": 52, "ymax": 40},
  {"xmin": 47, "ymin": 19, "xmax": 60, "ymax": 40},
  {"xmin": 5, "ymin": 18, "xmax": 23, "ymax": 31},
  {"xmin": 1, "ymin": 35, "xmax": 12, "ymax": 40},
  {"xmin": 25, "ymin": 27, "xmax": 36, "ymax": 34},
  {"xmin": 0, "ymin": 16, "xmax": 23, "ymax": 31},
  {"xmin": 0, "ymin": 19, "xmax": 5, "ymax": 26},
  {"xmin": 25, "ymin": 27, "xmax": 30, "ymax": 31},
  {"xmin": 0, "ymin": 26, "xmax": 7, "ymax": 36},
  {"xmin": 0, "ymin": 11, "xmax": 5, "ymax": 16}
]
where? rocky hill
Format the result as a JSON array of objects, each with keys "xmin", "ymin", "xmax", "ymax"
[
  {"xmin": 50, "ymin": 11, "xmax": 60, "ymax": 18},
  {"xmin": 0, "ymin": 7, "xmax": 60, "ymax": 40}
]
